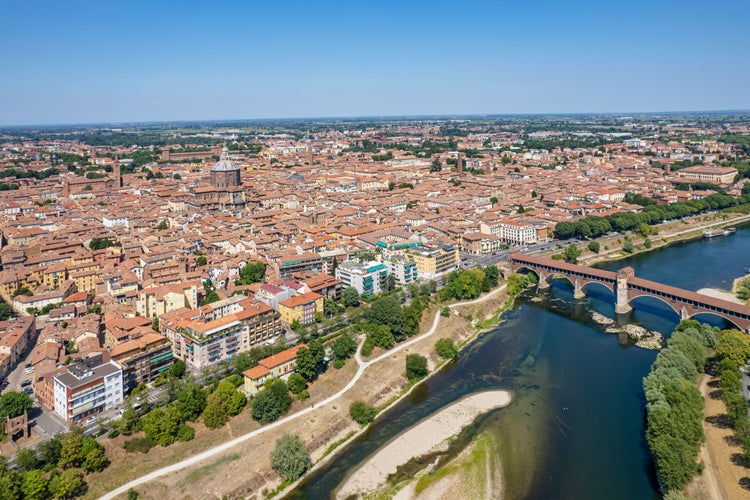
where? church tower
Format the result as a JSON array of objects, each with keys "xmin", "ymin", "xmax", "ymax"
[
  {"xmin": 210, "ymin": 145, "xmax": 241, "ymax": 189},
  {"xmin": 113, "ymin": 155, "xmax": 122, "ymax": 188}
]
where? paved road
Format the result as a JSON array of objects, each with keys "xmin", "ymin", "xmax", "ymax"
[{"xmin": 100, "ymin": 284, "xmax": 508, "ymax": 499}]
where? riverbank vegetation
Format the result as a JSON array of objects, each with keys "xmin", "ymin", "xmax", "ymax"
[
  {"xmin": 714, "ymin": 330, "xmax": 750, "ymax": 464},
  {"xmin": 643, "ymin": 320, "xmax": 716, "ymax": 495},
  {"xmin": 554, "ymin": 192, "xmax": 749, "ymax": 240}
]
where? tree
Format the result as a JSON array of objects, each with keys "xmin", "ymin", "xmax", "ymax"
[
  {"xmin": 622, "ymin": 238, "xmax": 634, "ymax": 254},
  {"xmin": 209, "ymin": 381, "xmax": 246, "ymax": 416},
  {"xmin": 201, "ymin": 401, "xmax": 228, "ymax": 429},
  {"xmin": 201, "ymin": 291, "xmax": 220, "ymax": 305},
  {"xmin": 342, "ymin": 287, "xmax": 360, "ymax": 308},
  {"xmin": 21, "ymin": 470, "xmax": 48, "ymax": 500},
  {"xmin": 587, "ymin": 241, "xmax": 600, "ymax": 253},
  {"xmin": 236, "ymin": 261, "xmax": 266, "ymax": 285},
  {"xmin": 127, "ymin": 489, "xmax": 139, "ymax": 500},
  {"xmin": 175, "ymin": 383, "xmax": 207, "ymax": 421},
  {"xmin": 287, "ymin": 373, "xmax": 308, "ymax": 395},
  {"xmin": 349, "ymin": 401, "xmax": 377, "ymax": 425},
  {"xmin": 252, "ymin": 379, "xmax": 291, "ymax": 424},
  {"xmin": 365, "ymin": 323, "xmax": 395, "ymax": 351},
  {"xmin": 169, "ymin": 359, "xmax": 186, "ymax": 379},
  {"xmin": 330, "ymin": 334, "xmax": 356, "ymax": 361},
  {"xmin": 0, "ymin": 300, "xmax": 13, "ymax": 321},
  {"xmin": 141, "ymin": 406, "xmax": 182, "ymax": 446},
  {"xmin": 151, "ymin": 316, "xmax": 160, "ymax": 332},
  {"xmin": 270, "ymin": 434, "xmax": 310, "ymax": 481},
  {"xmin": 156, "ymin": 220, "xmax": 168, "ymax": 230},
  {"xmin": 13, "ymin": 448, "xmax": 38, "ymax": 471},
  {"xmin": 0, "ymin": 391, "xmax": 34, "ymax": 420},
  {"xmin": 405, "ymin": 353, "xmax": 428, "ymax": 381},
  {"xmin": 295, "ymin": 348, "xmax": 316, "ymax": 381},
  {"xmin": 83, "ymin": 446, "xmax": 108, "ymax": 472},
  {"xmin": 51, "ymin": 469, "xmax": 86, "ymax": 499},
  {"xmin": 489, "ymin": 196, "xmax": 498, "ymax": 205},
  {"xmin": 12, "ymin": 286, "xmax": 32, "ymax": 297},
  {"xmin": 196, "ymin": 256, "xmax": 207, "ymax": 266},
  {"xmin": 435, "ymin": 338, "xmax": 459, "ymax": 360},
  {"xmin": 38, "ymin": 434, "xmax": 63, "ymax": 466},
  {"xmin": 430, "ymin": 158, "xmax": 442, "ymax": 172},
  {"xmin": 367, "ymin": 296, "xmax": 407, "ymax": 341},
  {"xmin": 57, "ymin": 430, "xmax": 84, "ymax": 469},
  {"xmin": 0, "ymin": 469, "xmax": 22, "ymax": 500},
  {"xmin": 716, "ymin": 329, "xmax": 750, "ymax": 366},
  {"xmin": 563, "ymin": 244, "xmax": 581, "ymax": 263}
]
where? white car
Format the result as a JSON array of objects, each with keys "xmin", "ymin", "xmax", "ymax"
[{"xmin": 86, "ymin": 416, "xmax": 97, "ymax": 424}]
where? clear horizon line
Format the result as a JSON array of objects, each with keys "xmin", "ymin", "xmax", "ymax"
[{"xmin": 3, "ymin": 108, "xmax": 750, "ymax": 129}]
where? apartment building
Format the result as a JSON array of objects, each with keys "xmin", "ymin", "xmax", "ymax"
[
  {"xmin": 163, "ymin": 298, "xmax": 282, "ymax": 371},
  {"xmin": 109, "ymin": 333, "xmax": 174, "ymax": 391},
  {"xmin": 384, "ymin": 256, "xmax": 418, "ymax": 285},
  {"xmin": 278, "ymin": 292, "xmax": 323, "ymax": 325},
  {"xmin": 136, "ymin": 281, "xmax": 199, "ymax": 319},
  {"xmin": 0, "ymin": 316, "xmax": 36, "ymax": 378},
  {"xmin": 52, "ymin": 355, "xmax": 123, "ymax": 423},
  {"xmin": 409, "ymin": 244, "xmax": 459, "ymax": 279},
  {"xmin": 335, "ymin": 260, "xmax": 389, "ymax": 296}
]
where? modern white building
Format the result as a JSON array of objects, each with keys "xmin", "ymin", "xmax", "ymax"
[
  {"xmin": 336, "ymin": 260, "xmax": 389, "ymax": 296},
  {"xmin": 53, "ymin": 355, "xmax": 123, "ymax": 423},
  {"xmin": 384, "ymin": 256, "xmax": 418, "ymax": 285}
]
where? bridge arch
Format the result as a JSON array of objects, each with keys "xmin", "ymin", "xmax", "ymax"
[
  {"xmin": 685, "ymin": 311, "xmax": 747, "ymax": 332},
  {"xmin": 627, "ymin": 294, "xmax": 681, "ymax": 319},
  {"xmin": 579, "ymin": 280, "xmax": 615, "ymax": 295}
]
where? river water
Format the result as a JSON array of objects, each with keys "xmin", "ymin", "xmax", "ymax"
[{"xmin": 289, "ymin": 225, "xmax": 750, "ymax": 499}]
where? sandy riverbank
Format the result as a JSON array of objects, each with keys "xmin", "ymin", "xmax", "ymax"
[
  {"xmin": 336, "ymin": 390, "xmax": 512, "ymax": 499},
  {"xmin": 696, "ymin": 288, "xmax": 744, "ymax": 304}
]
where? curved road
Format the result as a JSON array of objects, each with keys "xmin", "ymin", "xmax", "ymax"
[{"xmin": 100, "ymin": 284, "xmax": 507, "ymax": 499}]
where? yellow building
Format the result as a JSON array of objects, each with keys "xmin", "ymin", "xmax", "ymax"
[
  {"xmin": 409, "ymin": 244, "xmax": 459, "ymax": 278},
  {"xmin": 278, "ymin": 292, "xmax": 324, "ymax": 325}
]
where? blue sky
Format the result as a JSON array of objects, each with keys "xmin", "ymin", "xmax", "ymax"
[{"xmin": 2, "ymin": 0, "xmax": 749, "ymax": 125}]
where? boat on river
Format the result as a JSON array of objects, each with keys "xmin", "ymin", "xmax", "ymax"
[{"xmin": 703, "ymin": 228, "xmax": 735, "ymax": 238}]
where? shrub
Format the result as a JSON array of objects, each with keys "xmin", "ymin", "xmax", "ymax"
[
  {"xmin": 405, "ymin": 354, "xmax": 428, "ymax": 381},
  {"xmin": 270, "ymin": 434, "xmax": 310, "ymax": 481},
  {"xmin": 349, "ymin": 401, "xmax": 377, "ymax": 425},
  {"xmin": 435, "ymin": 338, "xmax": 459, "ymax": 360},
  {"xmin": 122, "ymin": 437, "xmax": 155, "ymax": 454}
]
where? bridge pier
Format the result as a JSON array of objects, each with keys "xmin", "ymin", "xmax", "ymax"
[
  {"xmin": 536, "ymin": 272, "xmax": 550, "ymax": 289},
  {"xmin": 680, "ymin": 307, "xmax": 689, "ymax": 321},
  {"xmin": 573, "ymin": 280, "xmax": 585, "ymax": 300}
]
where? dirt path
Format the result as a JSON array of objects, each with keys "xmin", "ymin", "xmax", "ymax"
[
  {"xmin": 99, "ymin": 285, "xmax": 507, "ymax": 500},
  {"xmin": 690, "ymin": 374, "xmax": 750, "ymax": 500}
]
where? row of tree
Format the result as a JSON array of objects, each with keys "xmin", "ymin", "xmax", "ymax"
[
  {"xmin": 714, "ymin": 329, "xmax": 750, "ymax": 464},
  {"xmin": 554, "ymin": 192, "xmax": 746, "ymax": 240},
  {"xmin": 643, "ymin": 321, "xmax": 715, "ymax": 494}
]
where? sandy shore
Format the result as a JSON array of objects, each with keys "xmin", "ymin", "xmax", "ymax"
[
  {"xmin": 336, "ymin": 390, "xmax": 512, "ymax": 499},
  {"xmin": 696, "ymin": 288, "xmax": 743, "ymax": 304}
]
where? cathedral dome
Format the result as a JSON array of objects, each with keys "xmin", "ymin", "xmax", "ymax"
[{"xmin": 212, "ymin": 145, "xmax": 239, "ymax": 172}]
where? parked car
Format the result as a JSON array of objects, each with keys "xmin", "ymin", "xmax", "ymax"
[
  {"xmin": 23, "ymin": 388, "xmax": 33, "ymax": 395},
  {"xmin": 1, "ymin": 380, "xmax": 9, "ymax": 387},
  {"xmin": 86, "ymin": 416, "xmax": 97, "ymax": 424},
  {"xmin": 21, "ymin": 380, "xmax": 31, "ymax": 387}
]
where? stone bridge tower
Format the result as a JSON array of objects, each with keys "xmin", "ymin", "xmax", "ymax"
[{"xmin": 615, "ymin": 266, "xmax": 634, "ymax": 314}]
